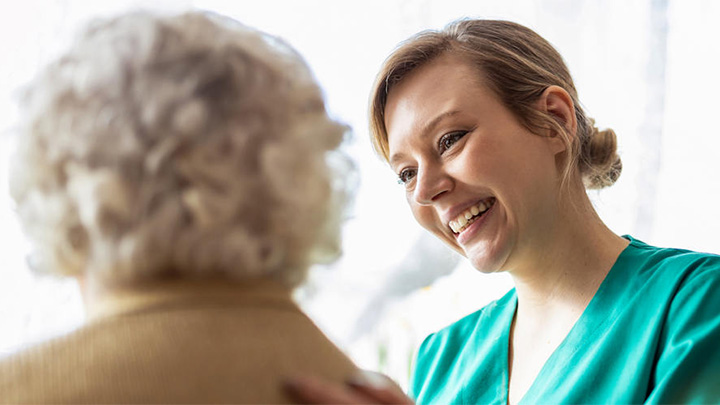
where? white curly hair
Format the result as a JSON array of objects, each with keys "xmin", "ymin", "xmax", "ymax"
[{"xmin": 10, "ymin": 10, "xmax": 353, "ymax": 288}]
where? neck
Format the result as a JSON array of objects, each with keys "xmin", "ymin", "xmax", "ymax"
[
  {"xmin": 508, "ymin": 185, "xmax": 629, "ymax": 322},
  {"xmin": 78, "ymin": 276, "xmax": 294, "ymax": 321}
]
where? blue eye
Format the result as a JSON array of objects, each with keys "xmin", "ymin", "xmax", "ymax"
[
  {"xmin": 397, "ymin": 168, "xmax": 417, "ymax": 185},
  {"xmin": 438, "ymin": 131, "xmax": 468, "ymax": 154}
]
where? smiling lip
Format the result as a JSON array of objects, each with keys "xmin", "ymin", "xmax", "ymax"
[
  {"xmin": 455, "ymin": 199, "xmax": 496, "ymax": 245},
  {"xmin": 447, "ymin": 197, "xmax": 496, "ymax": 233}
]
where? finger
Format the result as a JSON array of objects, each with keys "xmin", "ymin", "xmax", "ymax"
[
  {"xmin": 346, "ymin": 371, "xmax": 415, "ymax": 404},
  {"xmin": 283, "ymin": 375, "xmax": 378, "ymax": 404}
]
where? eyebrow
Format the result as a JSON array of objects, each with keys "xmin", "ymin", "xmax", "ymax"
[{"xmin": 389, "ymin": 110, "xmax": 461, "ymax": 168}]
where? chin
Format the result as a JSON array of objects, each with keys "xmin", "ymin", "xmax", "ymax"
[
  {"xmin": 465, "ymin": 240, "xmax": 511, "ymax": 274},
  {"xmin": 470, "ymin": 259, "xmax": 506, "ymax": 274}
]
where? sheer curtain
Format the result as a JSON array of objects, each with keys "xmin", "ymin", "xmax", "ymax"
[{"xmin": 1, "ymin": 0, "xmax": 718, "ymax": 388}]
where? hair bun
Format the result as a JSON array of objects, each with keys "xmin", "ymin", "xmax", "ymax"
[{"xmin": 580, "ymin": 122, "xmax": 622, "ymax": 189}]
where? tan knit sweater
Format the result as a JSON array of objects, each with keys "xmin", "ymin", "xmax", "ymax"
[{"xmin": 0, "ymin": 279, "xmax": 358, "ymax": 404}]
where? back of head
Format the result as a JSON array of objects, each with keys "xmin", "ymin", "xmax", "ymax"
[
  {"xmin": 370, "ymin": 19, "xmax": 621, "ymax": 190},
  {"xmin": 11, "ymin": 11, "xmax": 351, "ymax": 287}
]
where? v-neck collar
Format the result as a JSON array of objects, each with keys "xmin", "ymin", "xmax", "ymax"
[{"xmin": 500, "ymin": 236, "xmax": 638, "ymax": 404}]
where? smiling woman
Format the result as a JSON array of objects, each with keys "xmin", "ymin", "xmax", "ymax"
[
  {"xmin": 383, "ymin": 53, "xmax": 575, "ymax": 274},
  {"xmin": 287, "ymin": 18, "xmax": 720, "ymax": 405},
  {"xmin": 367, "ymin": 19, "xmax": 720, "ymax": 405}
]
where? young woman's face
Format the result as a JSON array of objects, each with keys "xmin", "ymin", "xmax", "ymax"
[{"xmin": 384, "ymin": 54, "xmax": 565, "ymax": 274}]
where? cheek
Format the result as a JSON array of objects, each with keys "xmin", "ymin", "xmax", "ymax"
[
  {"xmin": 462, "ymin": 135, "xmax": 546, "ymax": 189},
  {"xmin": 457, "ymin": 140, "xmax": 502, "ymax": 178},
  {"xmin": 409, "ymin": 203, "xmax": 437, "ymax": 231}
]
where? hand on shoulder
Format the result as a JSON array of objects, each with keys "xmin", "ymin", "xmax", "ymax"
[{"xmin": 284, "ymin": 370, "xmax": 414, "ymax": 404}]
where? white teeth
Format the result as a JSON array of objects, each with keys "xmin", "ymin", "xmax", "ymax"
[
  {"xmin": 450, "ymin": 221, "xmax": 460, "ymax": 233},
  {"xmin": 448, "ymin": 198, "xmax": 495, "ymax": 234}
]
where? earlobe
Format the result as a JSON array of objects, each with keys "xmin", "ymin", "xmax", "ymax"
[{"xmin": 539, "ymin": 85, "xmax": 577, "ymax": 154}]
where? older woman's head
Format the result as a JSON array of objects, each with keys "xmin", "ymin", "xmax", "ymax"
[{"xmin": 10, "ymin": 11, "xmax": 351, "ymax": 288}]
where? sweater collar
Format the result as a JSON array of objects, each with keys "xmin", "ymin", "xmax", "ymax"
[{"xmin": 84, "ymin": 277, "xmax": 298, "ymax": 322}]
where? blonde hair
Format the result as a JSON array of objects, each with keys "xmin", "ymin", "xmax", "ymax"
[
  {"xmin": 370, "ymin": 19, "xmax": 621, "ymax": 190},
  {"xmin": 10, "ymin": 11, "xmax": 353, "ymax": 287}
]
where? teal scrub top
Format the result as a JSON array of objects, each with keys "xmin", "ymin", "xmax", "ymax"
[{"xmin": 409, "ymin": 236, "xmax": 720, "ymax": 404}]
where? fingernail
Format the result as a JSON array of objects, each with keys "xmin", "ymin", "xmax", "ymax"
[{"xmin": 346, "ymin": 370, "xmax": 392, "ymax": 389}]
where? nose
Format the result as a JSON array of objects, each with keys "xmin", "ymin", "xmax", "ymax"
[{"xmin": 413, "ymin": 165, "xmax": 452, "ymax": 205}]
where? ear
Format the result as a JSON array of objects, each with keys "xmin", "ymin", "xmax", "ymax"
[{"xmin": 538, "ymin": 85, "xmax": 577, "ymax": 155}]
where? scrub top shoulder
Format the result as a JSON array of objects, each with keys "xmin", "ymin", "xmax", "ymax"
[{"xmin": 409, "ymin": 236, "xmax": 720, "ymax": 404}]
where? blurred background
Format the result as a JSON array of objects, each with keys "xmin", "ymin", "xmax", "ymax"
[{"xmin": 1, "ymin": 0, "xmax": 718, "ymax": 390}]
